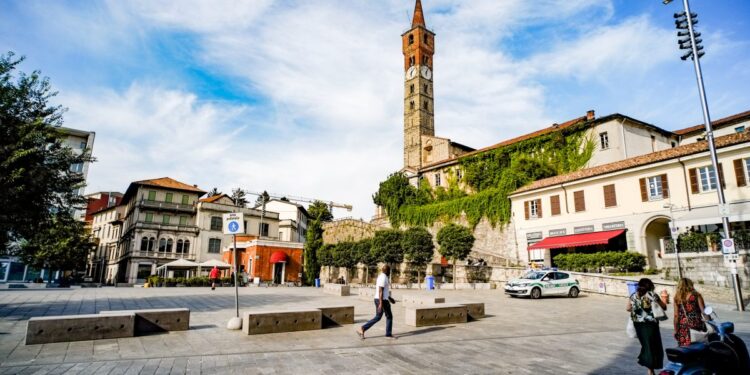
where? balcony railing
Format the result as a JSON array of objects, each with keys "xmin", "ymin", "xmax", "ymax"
[
  {"xmin": 134, "ymin": 222, "xmax": 200, "ymax": 234},
  {"xmin": 128, "ymin": 250, "xmax": 197, "ymax": 260},
  {"xmin": 138, "ymin": 198, "xmax": 196, "ymax": 213}
]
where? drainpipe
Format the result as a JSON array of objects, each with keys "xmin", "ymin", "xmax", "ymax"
[{"xmin": 560, "ymin": 183, "xmax": 570, "ymax": 214}]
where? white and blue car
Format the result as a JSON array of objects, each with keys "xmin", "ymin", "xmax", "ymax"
[{"xmin": 504, "ymin": 270, "xmax": 580, "ymax": 299}]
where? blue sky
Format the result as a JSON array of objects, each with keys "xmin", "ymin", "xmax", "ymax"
[{"xmin": 1, "ymin": 0, "xmax": 749, "ymax": 219}]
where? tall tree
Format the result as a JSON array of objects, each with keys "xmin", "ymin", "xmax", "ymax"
[
  {"xmin": 302, "ymin": 202, "xmax": 332, "ymax": 285},
  {"xmin": 207, "ymin": 187, "xmax": 221, "ymax": 197},
  {"xmin": 372, "ymin": 172, "xmax": 431, "ymax": 226},
  {"xmin": 0, "ymin": 52, "xmax": 93, "ymax": 267},
  {"xmin": 230, "ymin": 188, "xmax": 247, "ymax": 207},
  {"xmin": 436, "ymin": 223, "xmax": 475, "ymax": 290},
  {"xmin": 254, "ymin": 190, "xmax": 270, "ymax": 207},
  {"xmin": 19, "ymin": 212, "xmax": 95, "ymax": 279},
  {"xmin": 402, "ymin": 227, "xmax": 435, "ymax": 289}
]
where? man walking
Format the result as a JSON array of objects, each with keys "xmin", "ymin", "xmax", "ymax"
[
  {"xmin": 357, "ymin": 265, "xmax": 396, "ymax": 340},
  {"xmin": 209, "ymin": 266, "xmax": 220, "ymax": 290}
]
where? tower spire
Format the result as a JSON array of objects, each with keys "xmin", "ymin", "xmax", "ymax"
[{"xmin": 412, "ymin": 0, "xmax": 426, "ymax": 28}]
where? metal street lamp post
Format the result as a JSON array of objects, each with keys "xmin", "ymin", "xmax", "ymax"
[
  {"xmin": 664, "ymin": 203, "xmax": 683, "ymax": 279},
  {"xmin": 663, "ymin": 0, "xmax": 744, "ymax": 311}
]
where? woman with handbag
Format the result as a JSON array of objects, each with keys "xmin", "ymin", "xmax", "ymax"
[
  {"xmin": 673, "ymin": 277, "xmax": 708, "ymax": 346},
  {"xmin": 627, "ymin": 278, "xmax": 668, "ymax": 375}
]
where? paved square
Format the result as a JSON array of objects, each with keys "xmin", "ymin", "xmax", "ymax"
[{"xmin": 0, "ymin": 286, "xmax": 748, "ymax": 374}]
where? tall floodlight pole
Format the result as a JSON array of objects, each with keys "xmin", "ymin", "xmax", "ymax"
[{"xmin": 665, "ymin": 0, "xmax": 744, "ymax": 311}]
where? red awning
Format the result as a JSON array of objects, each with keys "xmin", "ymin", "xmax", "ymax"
[
  {"xmin": 528, "ymin": 230, "xmax": 625, "ymax": 250},
  {"xmin": 269, "ymin": 251, "xmax": 288, "ymax": 264}
]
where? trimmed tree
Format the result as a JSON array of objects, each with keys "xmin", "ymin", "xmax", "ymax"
[
  {"xmin": 371, "ymin": 229, "xmax": 403, "ymax": 283},
  {"xmin": 316, "ymin": 243, "xmax": 335, "ymax": 282},
  {"xmin": 402, "ymin": 227, "xmax": 434, "ymax": 289},
  {"xmin": 354, "ymin": 238, "xmax": 377, "ymax": 285},
  {"xmin": 436, "ymin": 223, "xmax": 475, "ymax": 290},
  {"xmin": 333, "ymin": 241, "xmax": 357, "ymax": 283}
]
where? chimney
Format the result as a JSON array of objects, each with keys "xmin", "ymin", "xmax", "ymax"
[{"xmin": 586, "ymin": 110, "xmax": 595, "ymax": 121}]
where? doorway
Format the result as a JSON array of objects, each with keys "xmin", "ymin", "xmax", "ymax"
[
  {"xmin": 273, "ymin": 262, "xmax": 285, "ymax": 284},
  {"xmin": 644, "ymin": 217, "xmax": 671, "ymax": 269}
]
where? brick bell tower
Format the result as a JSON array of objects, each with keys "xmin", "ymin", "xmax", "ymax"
[{"xmin": 403, "ymin": 0, "xmax": 435, "ymax": 170}]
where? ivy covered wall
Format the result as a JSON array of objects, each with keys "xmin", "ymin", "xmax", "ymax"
[{"xmin": 374, "ymin": 121, "xmax": 595, "ymax": 228}]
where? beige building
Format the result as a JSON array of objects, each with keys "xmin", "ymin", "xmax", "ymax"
[
  {"xmin": 195, "ymin": 194, "xmax": 280, "ymax": 266},
  {"xmin": 88, "ymin": 205, "xmax": 125, "ymax": 284},
  {"xmin": 115, "ymin": 177, "xmax": 205, "ymax": 284},
  {"xmin": 261, "ymin": 199, "xmax": 309, "ymax": 243},
  {"xmin": 509, "ymin": 130, "xmax": 750, "ymax": 271}
]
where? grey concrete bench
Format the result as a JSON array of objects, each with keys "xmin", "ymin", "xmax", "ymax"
[
  {"xmin": 323, "ymin": 283, "xmax": 350, "ymax": 296},
  {"xmin": 243, "ymin": 309, "xmax": 322, "ymax": 335},
  {"xmin": 26, "ymin": 313, "xmax": 135, "ymax": 345},
  {"xmin": 405, "ymin": 304, "xmax": 468, "ymax": 327},
  {"xmin": 401, "ymin": 295, "xmax": 445, "ymax": 305},
  {"xmin": 461, "ymin": 303, "xmax": 485, "ymax": 320},
  {"xmin": 319, "ymin": 306, "xmax": 354, "ymax": 327},
  {"xmin": 100, "ymin": 308, "xmax": 190, "ymax": 334}
]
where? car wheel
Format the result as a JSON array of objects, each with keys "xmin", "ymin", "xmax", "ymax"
[
  {"xmin": 569, "ymin": 286, "xmax": 580, "ymax": 298},
  {"xmin": 530, "ymin": 287, "xmax": 542, "ymax": 299}
]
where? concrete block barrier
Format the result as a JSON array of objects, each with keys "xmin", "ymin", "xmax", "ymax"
[
  {"xmin": 405, "ymin": 304, "xmax": 468, "ymax": 327},
  {"xmin": 401, "ymin": 294, "xmax": 445, "ymax": 305},
  {"xmin": 318, "ymin": 306, "xmax": 354, "ymax": 327},
  {"xmin": 26, "ymin": 313, "xmax": 135, "ymax": 345},
  {"xmin": 100, "ymin": 308, "xmax": 190, "ymax": 334},
  {"xmin": 243, "ymin": 309, "xmax": 322, "ymax": 335},
  {"xmin": 323, "ymin": 284, "xmax": 350, "ymax": 296},
  {"xmin": 460, "ymin": 303, "xmax": 485, "ymax": 320}
]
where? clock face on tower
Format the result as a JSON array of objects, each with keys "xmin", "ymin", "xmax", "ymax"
[
  {"xmin": 420, "ymin": 66, "xmax": 432, "ymax": 80},
  {"xmin": 406, "ymin": 66, "xmax": 418, "ymax": 80}
]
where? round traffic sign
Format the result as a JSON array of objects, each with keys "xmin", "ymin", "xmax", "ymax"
[
  {"xmin": 228, "ymin": 221, "xmax": 239, "ymax": 233},
  {"xmin": 723, "ymin": 239, "xmax": 733, "ymax": 247}
]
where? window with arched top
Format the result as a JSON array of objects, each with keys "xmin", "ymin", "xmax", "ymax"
[
  {"xmin": 148, "ymin": 237, "xmax": 155, "ymax": 251},
  {"xmin": 410, "ymin": 84, "xmax": 414, "ymax": 94},
  {"xmin": 423, "ymin": 84, "xmax": 428, "ymax": 92},
  {"xmin": 159, "ymin": 238, "xmax": 167, "ymax": 252},
  {"xmin": 408, "ymin": 34, "xmax": 414, "ymax": 45},
  {"xmin": 424, "ymin": 34, "xmax": 429, "ymax": 44},
  {"xmin": 422, "ymin": 56, "xmax": 429, "ymax": 65},
  {"xmin": 140, "ymin": 237, "xmax": 149, "ymax": 251},
  {"xmin": 410, "ymin": 101, "xmax": 415, "ymax": 110},
  {"xmin": 166, "ymin": 238, "xmax": 173, "ymax": 252},
  {"xmin": 183, "ymin": 240, "xmax": 190, "ymax": 253},
  {"xmin": 176, "ymin": 239, "xmax": 184, "ymax": 253},
  {"xmin": 423, "ymin": 101, "xmax": 429, "ymax": 110},
  {"xmin": 409, "ymin": 56, "xmax": 415, "ymax": 66}
]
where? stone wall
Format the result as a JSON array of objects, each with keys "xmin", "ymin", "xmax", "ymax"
[
  {"xmin": 322, "ymin": 219, "xmax": 381, "ymax": 244},
  {"xmin": 662, "ymin": 251, "xmax": 750, "ymax": 289}
]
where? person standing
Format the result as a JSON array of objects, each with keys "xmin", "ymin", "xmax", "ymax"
[
  {"xmin": 209, "ymin": 266, "xmax": 220, "ymax": 291},
  {"xmin": 674, "ymin": 278, "xmax": 707, "ymax": 346},
  {"xmin": 627, "ymin": 278, "xmax": 667, "ymax": 375},
  {"xmin": 357, "ymin": 265, "xmax": 395, "ymax": 340}
]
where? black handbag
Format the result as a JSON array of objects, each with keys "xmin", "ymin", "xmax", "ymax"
[{"xmin": 388, "ymin": 296, "xmax": 396, "ymax": 304}]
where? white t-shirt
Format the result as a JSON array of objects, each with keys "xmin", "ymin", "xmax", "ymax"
[{"xmin": 375, "ymin": 273, "xmax": 390, "ymax": 300}]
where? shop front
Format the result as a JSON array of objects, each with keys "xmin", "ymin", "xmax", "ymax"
[
  {"xmin": 527, "ymin": 229, "xmax": 628, "ymax": 267},
  {"xmin": 223, "ymin": 239, "xmax": 303, "ymax": 284}
]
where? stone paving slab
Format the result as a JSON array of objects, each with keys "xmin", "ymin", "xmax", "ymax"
[{"xmin": 0, "ymin": 286, "xmax": 748, "ymax": 374}]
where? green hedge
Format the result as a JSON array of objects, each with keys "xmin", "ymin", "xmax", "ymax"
[
  {"xmin": 146, "ymin": 276, "xmax": 233, "ymax": 287},
  {"xmin": 553, "ymin": 251, "xmax": 646, "ymax": 273}
]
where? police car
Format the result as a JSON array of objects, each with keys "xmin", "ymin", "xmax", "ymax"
[{"xmin": 504, "ymin": 270, "xmax": 580, "ymax": 299}]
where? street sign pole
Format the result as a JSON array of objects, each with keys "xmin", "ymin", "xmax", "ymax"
[{"xmin": 233, "ymin": 233, "xmax": 239, "ymax": 318}]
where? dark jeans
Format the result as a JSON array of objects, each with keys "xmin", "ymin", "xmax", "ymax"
[{"xmin": 362, "ymin": 299, "xmax": 393, "ymax": 337}]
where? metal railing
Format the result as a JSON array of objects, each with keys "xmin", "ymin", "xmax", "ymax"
[
  {"xmin": 128, "ymin": 250, "xmax": 196, "ymax": 260},
  {"xmin": 134, "ymin": 222, "xmax": 200, "ymax": 234},
  {"xmin": 663, "ymin": 230, "xmax": 750, "ymax": 254},
  {"xmin": 138, "ymin": 198, "xmax": 196, "ymax": 213}
]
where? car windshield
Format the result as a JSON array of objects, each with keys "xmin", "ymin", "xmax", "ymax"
[{"xmin": 522, "ymin": 271, "xmax": 546, "ymax": 280}]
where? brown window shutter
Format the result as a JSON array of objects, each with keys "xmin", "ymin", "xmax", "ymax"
[
  {"xmin": 550, "ymin": 195, "xmax": 561, "ymax": 216},
  {"xmin": 524, "ymin": 201, "xmax": 530, "ymax": 220},
  {"xmin": 718, "ymin": 163, "xmax": 726, "ymax": 189},
  {"xmin": 735, "ymin": 159, "xmax": 747, "ymax": 187},
  {"xmin": 661, "ymin": 174, "xmax": 670, "ymax": 199},
  {"xmin": 639, "ymin": 178, "xmax": 648, "ymax": 202},
  {"xmin": 536, "ymin": 199, "xmax": 542, "ymax": 218},
  {"xmin": 574, "ymin": 190, "xmax": 585, "ymax": 212},
  {"xmin": 603, "ymin": 184, "xmax": 616, "ymax": 207},
  {"xmin": 689, "ymin": 168, "xmax": 699, "ymax": 194}
]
